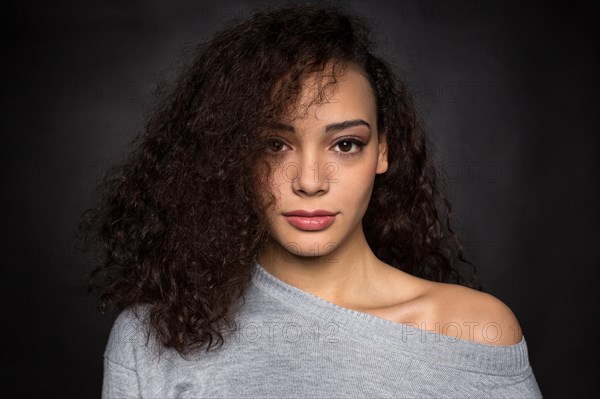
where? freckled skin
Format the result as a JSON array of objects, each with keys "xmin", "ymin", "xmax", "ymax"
[{"xmin": 256, "ymin": 63, "xmax": 523, "ymax": 346}]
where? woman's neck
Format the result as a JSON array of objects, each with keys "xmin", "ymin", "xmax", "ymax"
[{"xmin": 256, "ymin": 226, "xmax": 392, "ymax": 309}]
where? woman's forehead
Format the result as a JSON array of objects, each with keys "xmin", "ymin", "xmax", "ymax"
[{"xmin": 281, "ymin": 70, "xmax": 375, "ymax": 126}]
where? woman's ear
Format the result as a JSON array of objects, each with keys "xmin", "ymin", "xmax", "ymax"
[{"xmin": 376, "ymin": 133, "xmax": 388, "ymax": 174}]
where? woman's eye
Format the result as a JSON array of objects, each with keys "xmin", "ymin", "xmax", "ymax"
[
  {"xmin": 333, "ymin": 138, "xmax": 367, "ymax": 157},
  {"xmin": 266, "ymin": 139, "xmax": 288, "ymax": 153}
]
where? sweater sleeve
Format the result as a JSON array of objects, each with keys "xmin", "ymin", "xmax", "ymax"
[
  {"xmin": 101, "ymin": 306, "xmax": 149, "ymax": 398},
  {"xmin": 496, "ymin": 366, "xmax": 543, "ymax": 398},
  {"xmin": 102, "ymin": 357, "xmax": 140, "ymax": 399}
]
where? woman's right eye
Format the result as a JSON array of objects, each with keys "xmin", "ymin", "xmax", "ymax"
[{"xmin": 266, "ymin": 139, "xmax": 288, "ymax": 153}]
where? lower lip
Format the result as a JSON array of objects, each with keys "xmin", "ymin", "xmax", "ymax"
[{"xmin": 283, "ymin": 215, "xmax": 336, "ymax": 231}]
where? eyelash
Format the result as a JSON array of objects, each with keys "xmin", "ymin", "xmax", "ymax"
[{"xmin": 266, "ymin": 137, "xmax": 367, "ymax": 158}]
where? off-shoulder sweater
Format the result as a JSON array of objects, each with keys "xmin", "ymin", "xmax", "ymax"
[{"xmin": 102, "ymin": 261, "xmax": 543, "ymax": 398}]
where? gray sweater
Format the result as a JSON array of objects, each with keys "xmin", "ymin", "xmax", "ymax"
[{"xmin": 103, "ymin": 261, "xmax": 543, "ymax": 398}]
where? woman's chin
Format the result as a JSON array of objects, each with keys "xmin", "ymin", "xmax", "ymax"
[{"xmin": 275, "ymin": 240, "xmax": 339, "ymax": 259}]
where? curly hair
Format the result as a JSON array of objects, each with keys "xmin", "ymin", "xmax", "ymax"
[{"xmin": 77, "ymin": 2, "xmax": 481, "ymax": 359}]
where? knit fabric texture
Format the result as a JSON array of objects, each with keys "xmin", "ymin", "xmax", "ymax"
[{"xmin": 102, "ymin": 261, "xmax": 543, "ymax": 398}]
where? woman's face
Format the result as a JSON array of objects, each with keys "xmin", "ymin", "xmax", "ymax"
[{"xmin": 260, "ymin": 64, "xmax": 388, "ymax": 259}]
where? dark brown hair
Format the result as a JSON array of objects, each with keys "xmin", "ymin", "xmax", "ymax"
[{"xmin": 77, "ymin": 2, "xmax": 480, "ymax": 358}]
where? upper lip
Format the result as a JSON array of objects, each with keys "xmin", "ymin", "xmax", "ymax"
[{"xmin": 283, "ymin": 209, "xmax": 338, "ymax": 217}]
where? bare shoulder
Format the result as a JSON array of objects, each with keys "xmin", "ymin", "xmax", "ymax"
[
  {"xmin": 374, "ymin": 262, "xmax": 523, "ymax": 346},
  {"xmin": 427, "ymin": 282, "xmax": 524, "ymax": 346}
]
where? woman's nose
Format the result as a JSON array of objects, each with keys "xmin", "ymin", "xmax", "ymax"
[{"xmin": 289, "ymin": 152, "xmax": 332, "ymax": 196}]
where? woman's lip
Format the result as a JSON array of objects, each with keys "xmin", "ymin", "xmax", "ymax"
[
  {"xmin": 283, "ymin": 209, "xmax": 337, "ymax": 217},
  {"xmin": 283, "ymin": 215, "xmax": 336, "ymax": 231}
]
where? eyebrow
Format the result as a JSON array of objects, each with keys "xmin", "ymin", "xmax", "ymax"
[{"xmin": 267, "ymin": 119, "xmax": 371, "ymax": 134}]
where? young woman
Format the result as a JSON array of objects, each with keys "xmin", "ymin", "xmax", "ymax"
[{"xmin": 79, "ymin": 3, "xmax": 542, "ymax": 398}]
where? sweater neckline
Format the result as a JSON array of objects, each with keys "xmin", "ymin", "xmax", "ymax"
[{"xmin": 250, "ymin": 260, "xmax": 531, "ymax": 376}]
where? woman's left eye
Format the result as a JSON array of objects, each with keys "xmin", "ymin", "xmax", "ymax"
[{"xmin": 333, "ymin": 138, "xmax": 367, "ymax": 157}]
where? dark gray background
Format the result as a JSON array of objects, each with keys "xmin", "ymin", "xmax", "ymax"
[{"xmin": 3, "ymin": 1, "xmax": 598, "ymax": 397}]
